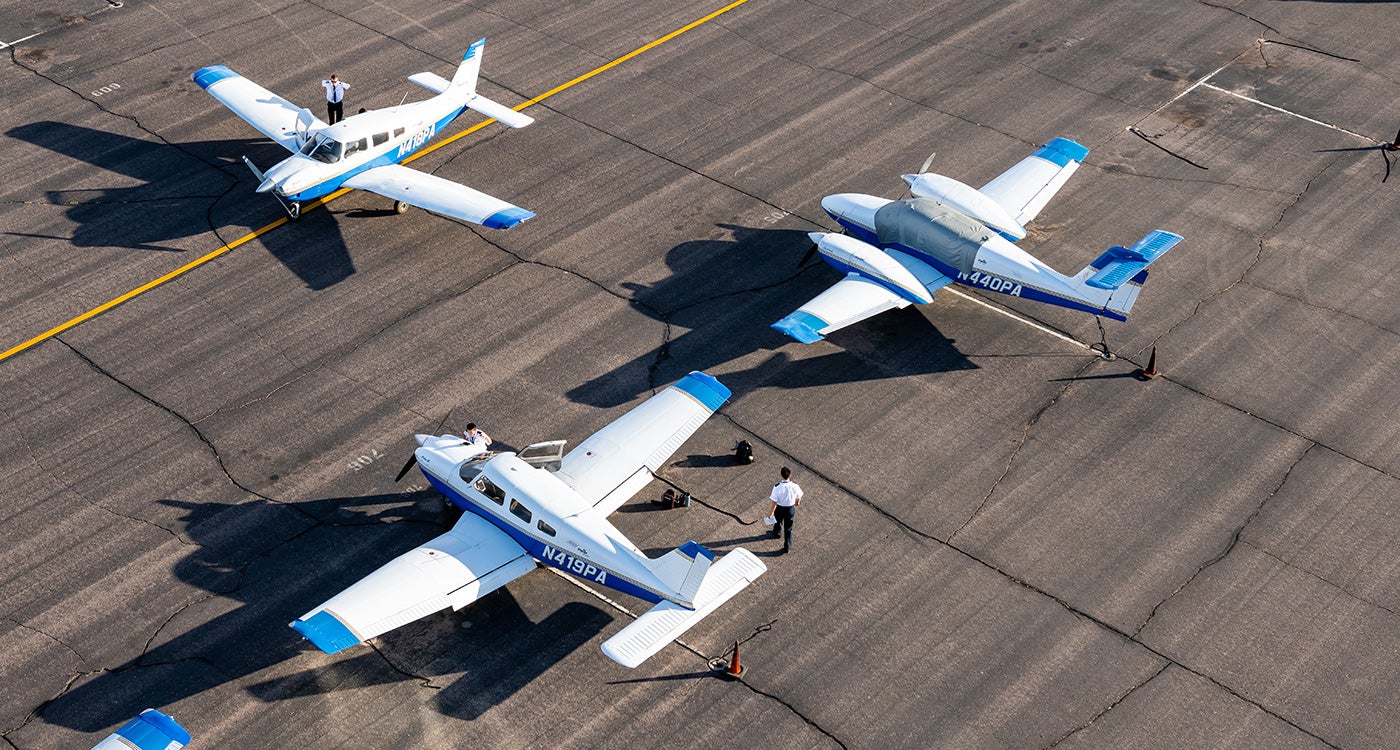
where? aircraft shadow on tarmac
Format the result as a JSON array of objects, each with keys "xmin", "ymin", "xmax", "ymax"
[
  {"xmin": 41, "ymin": 491, "xmax": 606, "ymax": 731},
  {"xmin": 6, "ymin": 121, "xmax": 356, "ymax": 289},
  {"xmin": 565, "ymin": 224, "xmax": 977, "ymax": 409}
]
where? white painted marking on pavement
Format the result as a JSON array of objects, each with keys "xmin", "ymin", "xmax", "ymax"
[
  {"xmin": 943, "ymin": 287, "xmax": 1099, "ymax": 353},
  {"xmin": 1199, "ymin": 82, "xmax": 1380, "ymax": 143}
]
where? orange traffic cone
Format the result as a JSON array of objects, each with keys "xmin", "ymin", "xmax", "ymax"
[
  {"xmin": 721, "ymin": 640, "xmax": 746, "ymax": 679},
  {"xmin": 1136, "ymin": 347, "xmax": 1160, "ymax": 380}
]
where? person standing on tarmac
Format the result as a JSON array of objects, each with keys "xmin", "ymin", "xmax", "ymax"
[
  {"xmin": 767, "ymin": 466, "xmax": 803, "ymax": 554},
  {"xmin": 322, "ymin": 74, "xmax": 349, "ymax": 124}
]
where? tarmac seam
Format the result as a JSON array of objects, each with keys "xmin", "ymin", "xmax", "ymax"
[
  {"xmin": 3, "ymin": 617, "xmax": 90, "ymax": 668},
  {"xmin": 1237, "ymin": 278, "xmax": 1399, "ymax": 339},
  {"xmin": 719, "ymin": 413, "xmax": 1342, "ymax": 748},
  {"xmin": 1240, "ymin": 539, "xmax": 1400, "ymax": 620},
  {"xmin": 1133, "ymin": 442, "xmax": 1314, "ymax": 637},
  {"xmin": 1045, "ymin": 661, "xmax": 1171, "ymax": 748}
]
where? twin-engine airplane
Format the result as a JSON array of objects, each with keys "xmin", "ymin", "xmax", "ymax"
[
  {"xmin": 192, "ymin": 39, "xmax": 534, "ymax": 226},
  {"xmin": 773, "ymin": 138, "xmax": 1183, "ymax": 343},
  {"xmin": 291, "ymin": 372, "xmax": 766, "ymax": 669}
]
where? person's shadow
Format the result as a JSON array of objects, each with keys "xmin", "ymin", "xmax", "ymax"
[
  {"xmin": 566, "ymin": 223, "xmax": 977, "ymax": 409},
  {"xmin": 6, "ymin": 121, "xmax": 357, "ymax": 289},
  {"xmin": 41, "ymin": 491, "xmax": 608, "ymax": 730}
]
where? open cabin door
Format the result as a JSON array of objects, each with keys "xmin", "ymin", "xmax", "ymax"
[{"xmin": 518, "ymin": 440, "xmax": 566, "ymax": 471}]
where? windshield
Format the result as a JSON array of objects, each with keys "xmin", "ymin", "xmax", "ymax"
[{"xmin": 299, "ymin": 133, "xmax": 342, "ymax": 163}]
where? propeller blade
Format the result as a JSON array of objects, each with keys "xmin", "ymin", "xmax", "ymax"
[
  {"xmin": 394, "ymin": 454, "xmax": 418, "ymax": 482},
  {"xmin": 918, "ymin": 151, "xmax": 936, "ymax": 175}
]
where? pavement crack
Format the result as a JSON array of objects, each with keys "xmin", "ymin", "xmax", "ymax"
[
  {"xmin": 950, "ymin": 356, "xmax": 1097, "ymax": 541},
  {"xmin": 1046, "ymin": 662, "xmax": 1170, "ymax": 748},
  {"xmin": 366, "ymin": 641, "xmax": 441, "ymax": 690},
  {"xmin": 730, "ymin": 677, "xmax": 849, "ymax": 749},
  {"xmin": 1241, "ymin": 539, "xmax": 1400, "ymax": 619},
  {"xmin": 4, "ymin": 617, "xmax": 90, "ymax": 667},
  {"xmin": 1133, "ymin": 443, "xmax": 1313, "ymax": 637}
]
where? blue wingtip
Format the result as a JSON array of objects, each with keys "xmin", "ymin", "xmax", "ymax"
[
  {"xmin": 675, "ymin": 372, "xmax": 730, "ymax": 412},
  {"xmin": 464, "ymin": 38, "xmax": 485, "ymax": 61},
  {"xmin": 482, "ymin": 206, "xmax": 534, "ymax": 229},
  {"xmin": 1035, "ymin": 137, "xmax": 1090, "ymax": 167},
  {"xmin": 771, "ymin": 310, "xmax": 827, "ymax": 344},
  {"xmin": 291, "ymin": 610, "xmax": 360, "ymax": 654},
  {"xmin": 114, "ymin": 709, "xmax": 191, "ymax": 749},
  {"xmin": 191, "ymin": 65, "xmax": 238, "ymax": 89}
]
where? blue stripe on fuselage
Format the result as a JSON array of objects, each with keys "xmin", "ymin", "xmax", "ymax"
[
  {"xmin": 284, "ymin": 104, "xmax": 470, "ymax": 202},
  {"xmin": 421, "ymin": 472, "xmax": 664, "ymax": 604}
]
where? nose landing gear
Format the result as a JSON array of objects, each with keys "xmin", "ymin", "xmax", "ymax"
[{"xmin": 394, "ymin": 200, "xmax": 410, "ymax": 215}]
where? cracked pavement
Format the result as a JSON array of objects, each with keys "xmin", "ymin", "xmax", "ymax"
[{"xmin": 2, "ymin": 0, "xmax": 1398, "ymax": 747}]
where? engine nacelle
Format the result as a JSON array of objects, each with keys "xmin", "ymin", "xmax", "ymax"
[
  {"xmin": 900, "ymin": 173, "xmax": 1026, "ymax": 240},
  {"xmin": 810, "ymin": 232, "xmax": 932, "ymax": 304}
]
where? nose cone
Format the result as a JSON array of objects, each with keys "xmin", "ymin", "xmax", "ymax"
[
  {"xmin": 258, "ymin": 159, "xmax": 311, "ymax": 196},
  {"xmin": 807, "ymin": 231, "xmax": 826, "ymax": 244},
  {"xmin": 820, "ymin": 193, "xmax": 888, "ymax": 232}
]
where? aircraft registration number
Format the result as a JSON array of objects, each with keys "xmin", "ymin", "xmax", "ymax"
[
  {"xmin": 397, "ymin": 123, "xmax": 436, "ymax": 158},
  {"xmin": 541, "ymin": 546, "xmax": 608, "ymax": 584},
  {"xmin": 959, "ymin": 271, "xmax": 1023, "ymax": 296}
]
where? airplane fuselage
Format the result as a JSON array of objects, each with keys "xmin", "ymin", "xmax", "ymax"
[
  {"xmin": 821, "ymin": 193, "xmax": 1127, "ymax": 320},
  {"xmin": 410, "ymin": 435, "xmax": 683, "ymax": 605},
  {"xmin": 261, "ymin": 93, "xmax": 471, "ymax": 203}
]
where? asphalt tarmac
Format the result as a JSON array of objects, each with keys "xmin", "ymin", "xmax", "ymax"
[{"xmin": 2, "ymin": 1, "xmax": 1398, "ymax": 748}]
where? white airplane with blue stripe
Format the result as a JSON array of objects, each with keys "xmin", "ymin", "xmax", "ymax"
[
  {"xmin": 290, "ymin": 372, "xmax": 766, "ymax": 669},
  {"xmin": 773, "ymin": 138, "xmax": 1183, "ymax": 343},
  {"xmin": 91, "ymin": 709, "xmax": 190, "ymax": 750},
  {"xmin": 192, "ymin": 39, "xmax": 534, "ymax": 226}
]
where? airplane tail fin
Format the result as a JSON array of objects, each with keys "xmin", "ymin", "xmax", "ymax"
[
  {"xmin": 604, "ymin": 547, "xmax": 766, "ymax": 668},
  {"xmin": 1070, "ymin": 230, "xmax": 1183, "ymax": 319},
  {"xmin": 645, "ymin": 541, "xmax": 715, "ymax": 607},
  {"xmin": 442, "ymin": 38, "xmax": 534, "ymax": 129}
]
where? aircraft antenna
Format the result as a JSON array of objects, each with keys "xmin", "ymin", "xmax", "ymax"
[{"xmin": 399, "ymin": 91, "xmax": 410, "ymax": 107}]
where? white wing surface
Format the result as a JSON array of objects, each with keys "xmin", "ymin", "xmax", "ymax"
[
  {"xmin": 191, "ymin": 65, "xmax": 321, "ymax": 152},
  {"xmin": 771, "ymin": 275, "xmax": 914, "ymax": 344},
  {"xmin": 978, "ymin": 137, "xmax": 1089, "ymax": 228},
  {"xmin": 554, "ymin": 372, "xmax": 731, "ymax": 516},
  {"xmin": 290, "ymin": 512, "xmax": 535, "ymax": 654},
  {"xmin": 342, "ymin": 164, "xmax": 535, "ymax": 229}
]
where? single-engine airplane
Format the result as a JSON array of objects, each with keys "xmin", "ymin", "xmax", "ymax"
[
  {"xmin": 290, "ymin": 372, "xmax": 766, "ymax": 669},
  {"xmin": 773, "ymin": 138, "xmax": 1183, "ymax": 343},
  {"xmin": 192, "ymin": 39, "xmax": 535, "ymax": 226}
]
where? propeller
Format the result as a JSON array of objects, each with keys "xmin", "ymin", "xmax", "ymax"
[
  {"xmin": 394, "ymin": 454, "xmax": 418, "ymax": 482},
  {"xmin": 917, "ymin": 150, "xmax": 937, "ymax": 176}
]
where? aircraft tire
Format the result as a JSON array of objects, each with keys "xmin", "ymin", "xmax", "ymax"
[
  {"xmin": 288, "ymin": 202, "xmax": 301, "ymax": 220},
  {"xmin": 394, "ymin": 200, "xmax": 409, "ymax": 215}
]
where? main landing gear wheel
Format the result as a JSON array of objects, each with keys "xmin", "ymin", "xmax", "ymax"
[
  {"xmin": 394, "ymin": 200, "xmax": 410, "ymax": 215},
  {"xmin": 287, "ymin": 201, "xmax": 301, "ymax": 220}
]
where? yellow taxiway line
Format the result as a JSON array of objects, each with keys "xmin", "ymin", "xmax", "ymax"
[{"xmin": 1, "ymin": 0, "xmax": 753, "ymax": 364}]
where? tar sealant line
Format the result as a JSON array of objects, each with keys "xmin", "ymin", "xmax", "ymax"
[
  {"xmin": 545, "ymin": 568, "xmax": 708, "ymax": 661},
  {"xmin": 1199, "ymin": 82, "xmax": 1380, "ymax": 142},
  {"xmin": 943, "ymin": 287, "xmax": 1099, "ymax": 354}
]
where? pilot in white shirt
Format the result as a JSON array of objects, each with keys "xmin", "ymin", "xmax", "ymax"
[
  {"xmin": 463, "ymin": 423, "xmax": 492, "ymax": 449},
  {"xmin": 321, "ymin": 74, "xmax": 350, "ymax": 124},
  {"xmin": 767, "ymin": 466, "xmax": 803, "ymax": 553}
]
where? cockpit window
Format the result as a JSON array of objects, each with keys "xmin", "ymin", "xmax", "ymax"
[
  {"xmin": 372, "ymin": 132, "xmax": 389, "ymax": 146},
  {"xmin": 300, "ymin": 134, "xmax": 342, "ymax": 163},
  {"xmin": 474, "ymin": 476, "xmax": 506, "ymax": 505},
  {"xmin": 343, "ymin": 137, "xmax": 368, "ymax": 157}
]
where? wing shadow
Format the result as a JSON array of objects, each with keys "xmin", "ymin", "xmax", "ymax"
[
  {"xmin": 39, "ymin": 489, "xmax": 601, "ymax": 730},
  {"xmin": 565, "ymin": 223, "xmax": 977, "ymax": 409},
  {"xmin": 6, "ymin": 121, "xmax": 355, "ymax": 289}
]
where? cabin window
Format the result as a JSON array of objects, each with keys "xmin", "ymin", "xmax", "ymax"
[
  {"xmin": 509, "ymin": 499, "xmax": 532, "ymax": 524},
  {"xmin": 537, "ymin": 520, "xmax": 556, "ymax": 536},
  {"xmin": 393, "ymin": 127, "xmax": 405, "ymax": 137},
  {"xmin": 474, "ymin": 477, "xmax": 506, "ymax": 505},
  {"xmin": 343, "ymin": 137, "xmax": 368, "ymax": 157},
  {"xmin": 372, "ymin": 132, "xmax": 389, "ymax": 146}
]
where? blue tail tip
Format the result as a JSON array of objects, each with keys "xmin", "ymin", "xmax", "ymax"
[{"xmin": 464, "ymin": 38, "xmax": 485, "ymax": 60}]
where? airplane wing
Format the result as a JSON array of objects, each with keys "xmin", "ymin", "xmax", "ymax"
[
  {"xmin": 978, "ymin": 137, "xmax": 1090, "ymax": 228},
  {"xmin": 290, "ymin": 511, "xmax": 536, "ymax": 654},
  {"xmin": 191, "ymin": 65, "xmax": 322, "ymax": 152},
  {"xmin": 554, "ymin": 372, "xmax": 731, "ymax": 516},
  {"xmin": 342, "ymin": 164, "xmax": 534, "ymax": 229},
  {"xmin": 773, "ymin": 273, "xmax": 943, "ymax": 344},
  {"xmin": 92, "ymin": 709, "xmax": 190, "ymax": 750}
]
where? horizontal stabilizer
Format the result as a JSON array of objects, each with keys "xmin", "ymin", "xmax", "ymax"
[
  {"xmin": 467, "ymin": 95, "xmax": 534, "ymax": 129},
  {"xmin": 1085, "ymin": 230, "xmax": 1182, "ymax": 290},
  {"xmin": 602, "ymin": 548, "xmax": 766, "ymax": 668},
  {"xmin": 407, "ymin": 71, "xmax": 451, "ymax": 94}
]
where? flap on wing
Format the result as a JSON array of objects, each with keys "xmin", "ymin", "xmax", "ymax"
[
  {"xmin": 342, "ymin": 164, "xmax": 534, "ymax": 229},
  {"xmin": 554, "ymin": 372, "xmax": 730, "ymax": 514},
  {"xmin": 978, "ymin": 137, "xmax": 1088, "ymax": 228},
  {"xmin": 771, "ymin": 275, "xmax": 912, "ymax": 344},
  {"xmin": 191, "ymin": 65, "xmax": 320, "ymax": 152},
  {"xmin": 290, "ymin": 512, "xmax": 533, "ymax": 653}
]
